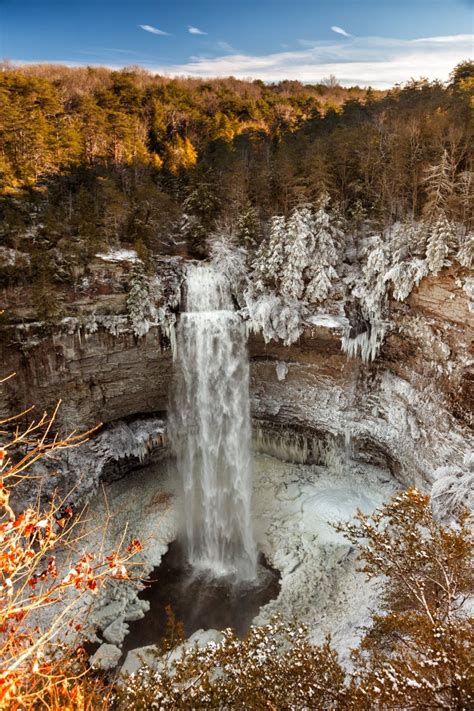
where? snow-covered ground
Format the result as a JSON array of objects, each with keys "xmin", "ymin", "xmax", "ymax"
[
  {"xmin": 252, "ymin": 453, "xmax": 398, "ymax": 661},
  {"xmin": 80, "ymin": 450, "xmax": 398, "ymax": 666}
]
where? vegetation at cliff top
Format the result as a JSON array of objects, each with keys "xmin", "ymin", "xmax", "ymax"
[{"xmin": 0, "ymin": 60, "xmax": 472, "ymax": 291}]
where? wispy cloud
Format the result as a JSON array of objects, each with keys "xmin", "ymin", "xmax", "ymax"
[
  {"xmin": 139, "ymin": 24, "xmax": 170, "ymax": 36},
  {"xmin": 150, "ymin": 34, "xmax": 472, "ymax": 88},
  {"xmin": 331, "ymin": 25, "xmax": 352, "ymax": 38},
  {"xmin": 188, "ymin": 25, "xmax": 207, "ymax": 35},
  {"xmin": 213, "ymin": 41, "xmax": 236, "ymax": 53}
]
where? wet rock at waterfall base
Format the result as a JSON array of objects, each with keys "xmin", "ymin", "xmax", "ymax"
[{"xmin": 121, "ymin": 541, "xmax": 280, "ymax": 655}]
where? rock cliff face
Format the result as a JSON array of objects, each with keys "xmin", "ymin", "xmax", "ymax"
[
  {"xmin": 1, "ymin": 259, "xmax": 472, "ymax": 492},
  {"xmin": 0, "ymin": 326, "xmax": 171, "ymax": 429},
  {"xmin": 248, "ymin": 266, "xmax": 472, "ymax": 486},
  {"xmin": 0, "ymin": 254, "xmax": 178, "ymax": 428}
]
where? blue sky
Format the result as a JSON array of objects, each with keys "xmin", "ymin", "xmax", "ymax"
[{"xmin": 1, "ymin": 0, "xmax": 473, "ymax": 87}]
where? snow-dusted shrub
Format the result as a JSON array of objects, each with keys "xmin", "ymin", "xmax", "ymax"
[
  {"xmin": 462, "ymin": 276, "xmax": 474, "ymax": 312},
  {"xmin": 244, "ymin": 290, "xmax": 306, "ymax": 346},
  {"xmin": 117, "ymin": 490, "xmax": 473, "ymax": 710},
  {"xmin": 126, "ymin": 263, "xmax": 164, "ymax": 337},
  {"xmin": 209, "ymin": 235, "xmax": 247, "ymax": 291},
  {"xmin": 384, "ymin": 258, "xmax": 429, "ymax": 301}
]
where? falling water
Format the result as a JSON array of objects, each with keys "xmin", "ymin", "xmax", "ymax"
[{"xmin": 169, "ymin": 263, "xmax": 257, "ymax": 581}]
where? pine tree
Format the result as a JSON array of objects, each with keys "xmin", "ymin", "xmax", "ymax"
[
  {"xmin": 426, "ymin": 213, "xmax": 456, "ymax": 274},
  {"xmin": 455, "ymin": 170, "xmax": 474, "ymax": 229},
  {"xmin": 384, "ymin": 258, "xmax": 429, "ymax": 301},
  {"xmin": 305, "ymin": 196, "xmax": 341, "ymax": 303},
  {"xmin": 179, "ymin": 183, "xmax": 220, "ymax": 257},
  {"xmin": 423, "ymin": 149, "xmax": 456, "ymax": 219},
  {"xmin": 280, "ymin": 207, "xmax": 311, "ymax": 300},
  {"xmin": 165, "ymin": 135, "xmax": 198, "ymax": 174},
  {"xmin": 252, "ymin": 215, "xmax": 286, "ymax": 290},
  {"xmin": 389, "ymin": 220, "xmax": 429, "ymax": 263},
  {"xmin": 305, "ymin": 263, "xmax": 336, "ymax": 302},
  {"xmin": 235, "ymin": 205, "xmax": 262, "ymax": 250}
]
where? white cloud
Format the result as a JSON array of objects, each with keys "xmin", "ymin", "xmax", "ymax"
[
  {"xmin": 149, "ymin": 34, "xmax": 472, "ymax": 88},
  {"xmin": 139, "ymin": 24, "xmax": 170, "ymax": 36},
  {"xmin": 188, "ymin": 25, "xmax": 207, "ymax": 35},
  {"xmin": 331, "ymin": 26, "xmax": 352, "ymax": 38}
]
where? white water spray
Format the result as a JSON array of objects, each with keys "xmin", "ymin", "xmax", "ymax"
[{"xmin": 169, "ymin": 263, "xmax": 257, "ymax": 580}]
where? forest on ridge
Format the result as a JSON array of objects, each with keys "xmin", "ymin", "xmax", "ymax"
[{"xmin": 0, "ymin": 60, "xmax": 472, "ymax": 292}]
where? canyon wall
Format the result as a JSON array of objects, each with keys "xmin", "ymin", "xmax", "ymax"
[{"xmin": 1, "ymin": 258, "xmax": 472, "ymax": 491}]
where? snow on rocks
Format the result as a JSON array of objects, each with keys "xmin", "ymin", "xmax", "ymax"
[
  {"xmin": 305, "ymin": 313, "xmax": 349, "ymax": 330},
  {"xmin": 275, "ymin": 362, "xmax": 288, "ymax": 381},
  {"xmin": 90, "ymin": 643, "xmax": 122, "ymax": 671},
  {"xmin": 96, "ymin": 249, "xmax": 140, "ymax": 263},
  {"xmin": 120, "ymin": 629, "xmax": 224, "ymax": 678},
  {"xmin": 20, "ymin": 416, "xmax": 167, "ymax": 509}
]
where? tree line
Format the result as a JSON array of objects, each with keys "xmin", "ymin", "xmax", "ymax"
[{"xmin": 0, "ymin": 61, "xmax": 472, "ymax": 288}]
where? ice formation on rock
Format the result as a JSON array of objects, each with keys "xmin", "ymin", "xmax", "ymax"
[
  {"xmin": 341, "ymin": 321, "xmax": 386, "ymax": 364},
  {"xmin": 169, "ymin": 262, "xmax": 257, "ymax": 580}
]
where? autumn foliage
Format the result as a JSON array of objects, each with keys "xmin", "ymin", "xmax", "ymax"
[{"xmin": 0, "ymin": 381, "xmax": 141, "ymax": 709}]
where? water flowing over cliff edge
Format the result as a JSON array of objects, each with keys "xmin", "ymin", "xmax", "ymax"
[{"xmin": 169, "ymin": 263, "xmax": 257, "ymax": 580}]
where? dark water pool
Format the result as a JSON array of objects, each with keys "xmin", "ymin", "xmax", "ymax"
[{"xmin": 122, "ymin": 541, "xmax": 280, "ymax": 654}]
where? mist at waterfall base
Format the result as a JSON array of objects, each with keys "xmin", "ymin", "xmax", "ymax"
[{"xmin": 169, "ymin": 262, "xmax": 258, "ymax": 581}]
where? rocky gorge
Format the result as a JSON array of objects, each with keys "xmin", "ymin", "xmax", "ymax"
[
  {"xmin": 1, "ymin": 248, "xmax": 472, "ymax": 672},
  {"xmin": 1, "ymin": 251, "xmax": 471, "ymax": 485}
]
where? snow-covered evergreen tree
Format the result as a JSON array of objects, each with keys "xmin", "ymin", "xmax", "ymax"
[
  {"xmin": 252, "ymin": 215, "xmax": 286, "ymax": 290},
  {"xmin": 305, "ymin": 195, "xmax": 341, "ymax": 302},
  {"xmin": 280, "ymin": 207, "xmax": 312, "ymax": 300},
  {"xmin": 210, "ymin": 235, "xmax": 247, "ymax": 303},
  {"xmin": 384, "ymin": 258, "xmax": 429, "ymax": 301},
  {"xmin": 235, "ymin": 206, "xmax": 262, "ymax": 250},
  {"xmin": 426, "ymin": 213, "xmax": 456, "ymax": 274},
  {"xmin": 305, "ymin": 263, "xmax": 336, "ymax": 302},
  {"xmin": 252, "ymin": 198, "xmax": 343, "ymax": 304},
  {"xmin": 126, "ymin": 261, "xmax": 163, "ymax": 337},
  {"xmin": 244, "ymin": 290, "xmax": 306, "ymax": 346},
  {"xmin": 389, "ymin": 221, "xmax": 428, "ymax": 263},
  {"xmin": 362, "ymin": 238, "xmax": 388, "ymax": 318},
  {"xmin": 455, "ymin": 170, "xmax": 473, "ymax": 228},
  {"xmin": 179, "ymin": 183, "xmax": 220, "ymax": 255}
]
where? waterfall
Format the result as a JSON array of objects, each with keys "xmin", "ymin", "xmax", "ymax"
[{"xmin": 169, "ymin": 263, "xmax": 257, "ymax": 580}]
